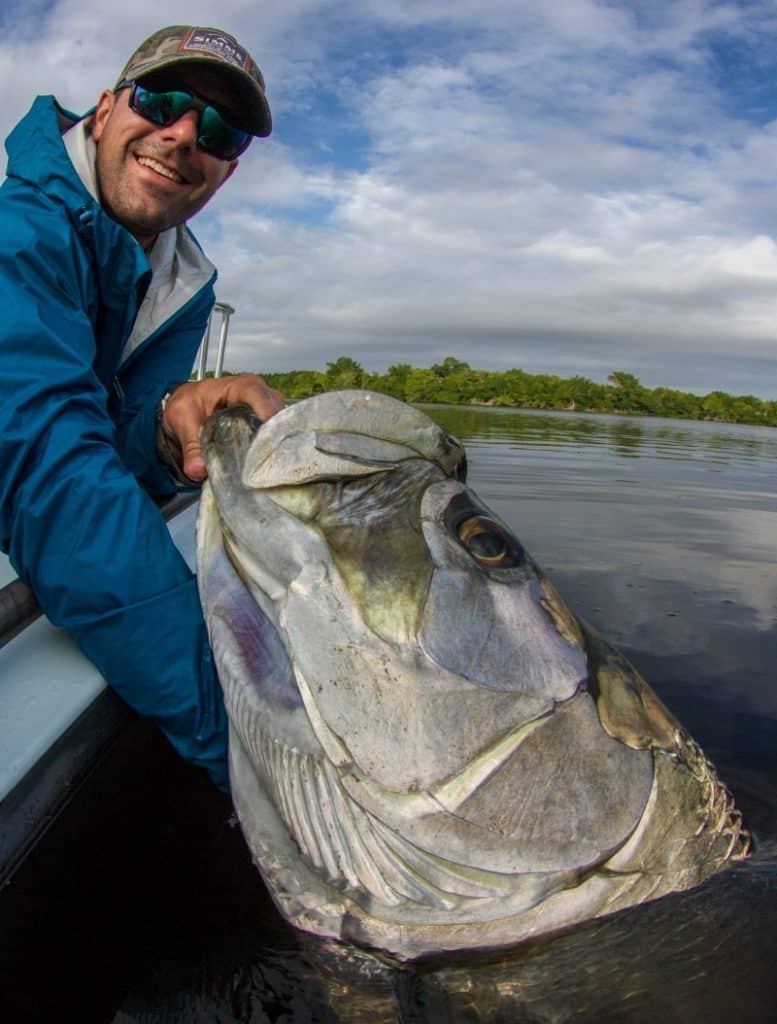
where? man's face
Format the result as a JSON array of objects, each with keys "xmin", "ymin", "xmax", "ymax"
[{"xmin": 91, "ymin": 66, "xmax": 243, "ymax": 249}]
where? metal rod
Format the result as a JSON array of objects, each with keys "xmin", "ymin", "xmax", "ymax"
[
  {"xmin": 196, "ymin": 309, "xmax": 214, "ymax": 381},
  {"xmin": 196, "ymin": 302, "xmax": 235, "ymax": 380},
  {"xmin": 213, "ymin": 303, "xmax": 235, "ymax": 379}
]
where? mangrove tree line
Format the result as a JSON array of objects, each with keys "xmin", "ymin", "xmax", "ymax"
[{"xmin": 253, "ymin": 357, "xmax": 777, "ymax": 427}]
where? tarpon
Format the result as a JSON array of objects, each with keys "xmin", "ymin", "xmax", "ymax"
[{"xmin": 196, "ymin": 390, "xmax": 749, "ymax": 960}]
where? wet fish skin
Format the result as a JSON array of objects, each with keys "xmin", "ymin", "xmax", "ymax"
[{"xmin": 197, "ymin": 391, "xmax": 749, "ymax": 960}]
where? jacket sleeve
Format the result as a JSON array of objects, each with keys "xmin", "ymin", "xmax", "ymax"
[
  {"xmin": 113, "ymin": 287, "xmax": 216, "ymax": 494},
  {"xmin": 0, "ymin": 192, "xmax": 228, "ymax": 790}
]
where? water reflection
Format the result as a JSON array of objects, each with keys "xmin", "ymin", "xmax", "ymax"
[
  {"xmin": 428, "ymin": 405, "xmax": 777, "ymax": 470},
  {"xmin": 113, "ymin": 406, "xmax": 777, "ymax": 1023},
  {"xmin": 424, "ymin": 407, "xmax": 777, "ymax": 636}
]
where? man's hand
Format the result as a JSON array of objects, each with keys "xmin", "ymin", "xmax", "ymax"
[{"xmin": 162, "ymin": 374, "xmax": 284, "ymax": 482}]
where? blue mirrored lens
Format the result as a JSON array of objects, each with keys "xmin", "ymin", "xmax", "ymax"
[
  {"xmin": 129, "ymin": 84, "xmax": 250, "ymax": 161},
  {"xmin": 197, "ymin": 106, "xmax": 250, "ymax": 161}
]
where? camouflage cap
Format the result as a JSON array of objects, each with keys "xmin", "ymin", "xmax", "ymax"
[{"xmin": 116, "ymin": 25, "xmax": 271, "ymax": 137}]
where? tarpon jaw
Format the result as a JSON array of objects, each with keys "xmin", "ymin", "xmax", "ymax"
[
  {"xmin": 222, "ymin": 661, "xmax": 652, "ymax": 921},
  {"xmin": 222, "ymin": 663, "xmax": 745, "ymax": 959}
]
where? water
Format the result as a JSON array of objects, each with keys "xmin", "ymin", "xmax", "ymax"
[{"xmin": 12, "ymin": 406, "xmax": 777, "ymax": 1022}]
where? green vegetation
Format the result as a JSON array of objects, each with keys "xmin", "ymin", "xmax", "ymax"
[{"xmin": 253, "ymin": 356, "xmax": 777, "ymax": 427}]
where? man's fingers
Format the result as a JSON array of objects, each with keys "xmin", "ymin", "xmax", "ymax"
[
  {"xmin": 165, "ymin": 390, "xmax": 210, "ymax": 480},
  {"xmin": 181, "ymin": 441, "xmax": 207, "ymax": 482},
  {"xmin": 226, "ymin": 375, "xmax": 285, "ymax": 421},
  {"xmin": 161, "ymin": 374, "xmax": 285, "ymax": 481}
]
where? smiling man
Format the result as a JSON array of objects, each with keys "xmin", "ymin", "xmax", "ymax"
[{"xmin": 0, "ymin": 26, "xmax": 283, "ymax": 791}]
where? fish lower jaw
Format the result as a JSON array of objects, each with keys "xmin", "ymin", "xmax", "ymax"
[
  {"xmin": 226, "ymin": 703, "xmax": 749, "ymax": 959},
  {"xmin": 228, "ymin": 718, "xmax": 719, "ymax": 960},
  {"xmin": 226, "ymin": 689, "xmax": 666, "ymax": 951}
]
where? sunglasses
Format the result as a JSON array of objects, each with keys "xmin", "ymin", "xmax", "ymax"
[{"xmin": 121, "ymin": 80, "xmax": 252, "ymax": 161}]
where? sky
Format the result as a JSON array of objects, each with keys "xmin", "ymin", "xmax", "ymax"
[{"xmin": 3, "ymin": 1, "xmax": 777, "ymax": 397}]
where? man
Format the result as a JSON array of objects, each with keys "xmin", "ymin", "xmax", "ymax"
[{"xmin": 0, "ymin": 26, "xmax": 284, "ymax": 791}]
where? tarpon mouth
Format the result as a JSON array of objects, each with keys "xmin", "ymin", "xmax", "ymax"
[{"xmin": 200, "ymin": 404, "xmax": 264, "ymax": 451}]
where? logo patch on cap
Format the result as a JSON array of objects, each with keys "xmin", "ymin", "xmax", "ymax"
[{"xmin": 180, "ymin": 28, "xmax": 252, "ymax": 71}]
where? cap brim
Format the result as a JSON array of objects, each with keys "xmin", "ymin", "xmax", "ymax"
[{"xmin": 128, "ymin": 55, "xmax": 271, "ymax": 137}]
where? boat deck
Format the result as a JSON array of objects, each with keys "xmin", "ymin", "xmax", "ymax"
[{"xmin": 0, "ymin": 501, "xmax": 199, "ymax": 879}]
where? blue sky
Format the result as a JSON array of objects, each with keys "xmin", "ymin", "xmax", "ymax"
[{"xmin": 3, "ymin": 0, "xmax": 777, "ymax": 397}]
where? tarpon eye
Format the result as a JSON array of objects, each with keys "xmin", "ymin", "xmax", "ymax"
[{"xmin": 457, "ymin": 515, "xmax": 524, "ymax": 567}]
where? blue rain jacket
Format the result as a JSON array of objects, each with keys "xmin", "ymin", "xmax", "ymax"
[{"xmin": 0, "ymin": 96, "xmax": 229, "ymax": 790}]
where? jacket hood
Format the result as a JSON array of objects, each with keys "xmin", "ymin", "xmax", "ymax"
[{"xmin": 5, "ymin": 96, "xmax": 95, "ymax": 214}]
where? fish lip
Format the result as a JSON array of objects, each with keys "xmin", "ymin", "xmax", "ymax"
[{"xmin": 202, "ymin": 404, "xmax": 264, "ymax": 446}]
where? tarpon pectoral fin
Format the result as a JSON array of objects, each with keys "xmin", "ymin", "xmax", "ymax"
[
  {"xmin": 538, "ymin": 577, "xmax": 586, "ymax": 651},
  {"xmin": 580, "ymin": 622, "xmax": 751, "ymax": 884},
  {"xmin": 582, "ymin": 621, "xmax": 679, "ymax": 752}
]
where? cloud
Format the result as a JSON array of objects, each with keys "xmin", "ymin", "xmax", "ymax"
[{"xmin": 3, "ymin": 1, "xmax": 777, "ymax": 396}]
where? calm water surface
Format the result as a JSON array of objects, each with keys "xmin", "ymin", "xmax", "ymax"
[{"xmin": 113, "ymin": 406, "xmax": 777, "ymax": 1023}]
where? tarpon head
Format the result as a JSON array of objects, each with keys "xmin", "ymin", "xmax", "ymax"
[{"xmin": 198, "ymin": 390, "xmax": 749, "ymax": 959}]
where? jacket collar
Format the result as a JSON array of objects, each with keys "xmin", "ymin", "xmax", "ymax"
[
  {"xmin": 6, "ymin": 96, "xmax": 216, "ymax": 363},
  {"xmin": 5, "ymin": 96, "xmax": 96, "ymax": 214}
]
